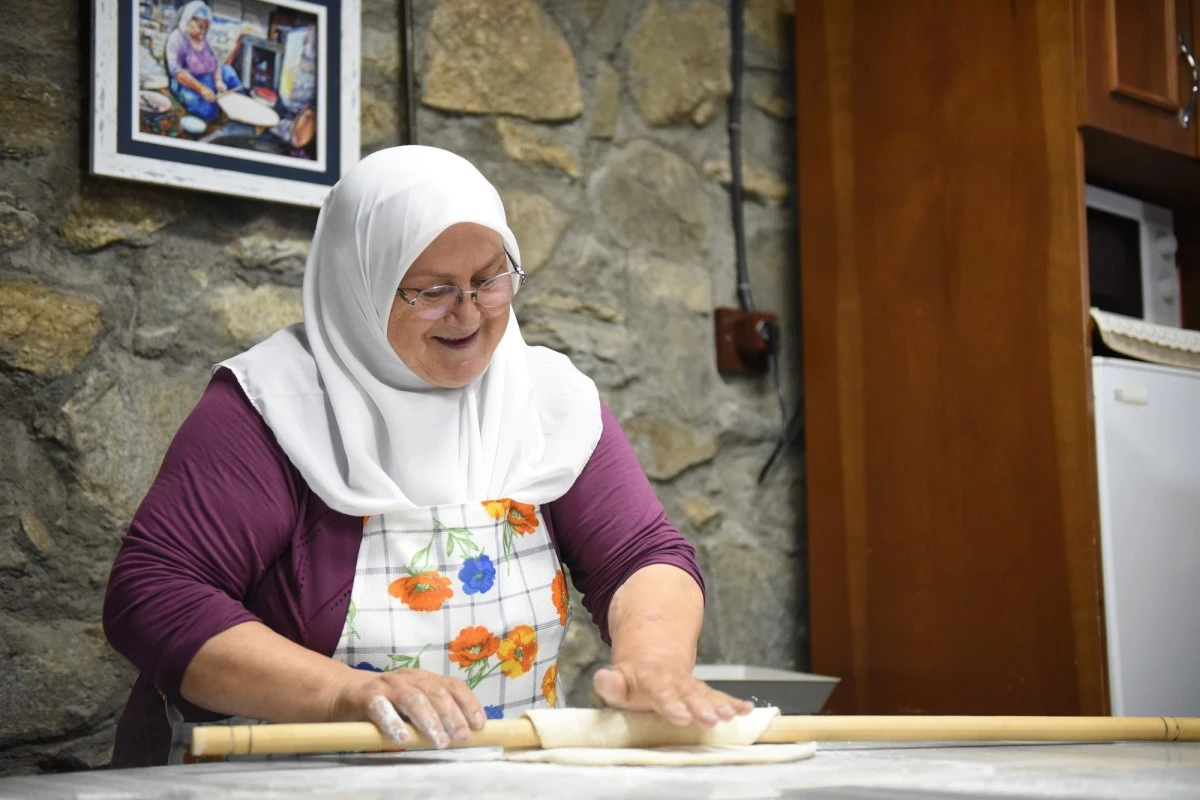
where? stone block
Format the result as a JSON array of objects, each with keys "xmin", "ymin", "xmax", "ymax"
[
  {"xmin": 588, "ymin": 62, "xmax": 621, "ymax": 140},
  {"xmin": 0, "ymin": 618, "xmax": 134, "ymax": 751},
  {"xmin": 745, "ymin": 0, "xmax": 789, "ymax": 64},
  {"xmin": 752, "ymin": 90, "xmax": 794, "ymax": 120},
  {"xmin": 226, "ymin": 225, "xmax": 310, "ymax": 277},
  {"xmin": 361, "ymin": 25, "xmax": 401, "ymax": 75},
  {"xmin": 60, "ymin": 187, "xmax": 177, "ymax": 252},
  {"xmin": 699, "ymin": 528, "xmax": 801, "ymax": 669},
  {"xmin": 620, "ymin": 413, "xmax": 718, "ymax": 481},
  {"xmin": 519, "ymin": 294, "xmax": 623, "ymax": 325},
  {"xmin": 627, "ymin": 257, "xmax": 713, "ymax": 315},
  {"xmin": 683, "ymin": 494, "xmax": 721, "ymax": 528},
  {"xmin": 0, "ymin": 74, "xmax": 66, "ymax": 159},
  {"xmin": 0, "ymin": 726, "xmax": 118, "ymax": 776},
  {"xmin": 0, "ymin": 280, "xmax": 101, "ymax": 377},
  {"xmin": 360, "ymin": 86, "xmax": 403, "ymax": 152},
  {"xmin": 517, "ymin": 311, "xmax": 637, "ymax": 391},
  {"xmin": 591, "ymin": 141, "xmax": 713, "ymax": 258},
  {"xmin": 499, "ymin": 190, "xmax": 570, "ymax": 275},
  {"xmin": 17, "ymin": 507, "xmax": 54, "ymax": 554},
  {"xmin": 0, "ymin": 194, "xmax": 38, "ymax": 252},
  {"xmin": 628, "ymin": 1, "xmax": 731, "ymax": 127},
  {"xmin": 0, "ymin": 0, "xmax": 77, "ymax": 78},
  {"xmin": 0, "ymin": 518, "xmax": 28, "ymax": 572},
  {"xmin": 703, "ymin": 159, "xmax": 791, "ymax": 206},
  {"xmin": 208, "ymin": 283, "xmax": 303, "ymax": 346},
  {"xmin": 423, "ymin": 0, "xmax": 583, "ymax": 121},
  {"xmin": 494, "ymin": 118, "xmax": 580, "ymax": 178},
  {"xmin": 61, "ymin": 355, "xmax": 210, "ymax": 524}
]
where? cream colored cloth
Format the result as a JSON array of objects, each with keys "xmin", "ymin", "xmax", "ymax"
[
  {"xmin": 219, "ymin": 146, "xmax": 601, "ymax": 515},
  {"xmin": 502, "ymin": 708, "xmax": 818, "ymax": 767},
  {"xmin": 1091, "ymin": 308, "xmax": 1200, "ymax": 370}
]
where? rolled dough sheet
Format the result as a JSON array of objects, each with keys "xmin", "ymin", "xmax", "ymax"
[
  {"xmin": 503, "ymin": 707, "xmax": 818, "ymax": 766},
  {"xmin": 504, "ymin": 742, "xmax": 817, "ymax": 767},
  {"xmin": 217, "ymin": 93, "xmax": 281, "ymax": 127}
]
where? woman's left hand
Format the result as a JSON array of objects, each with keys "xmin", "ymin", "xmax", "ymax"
[
  {"xmin": 592, "ymin": 658, "xmax": 755, "ymax": 727},
  {"xmin": 215, "ymin": 78, "xmax": 227, "ymax": 94}
]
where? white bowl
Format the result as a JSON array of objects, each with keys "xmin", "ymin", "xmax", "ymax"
[{"xmin": 180, "ymin": 115, "xmax": 207, "ymax": 135}]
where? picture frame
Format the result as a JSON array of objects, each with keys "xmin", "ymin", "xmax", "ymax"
[{"xmin": 91, "ymin": 0, "xmax": 360, "ymax": 208}]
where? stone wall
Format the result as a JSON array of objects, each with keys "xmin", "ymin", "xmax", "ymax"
[{"xmin": 0, "ymin": 0, "xmax": 803, "ymax": 776}]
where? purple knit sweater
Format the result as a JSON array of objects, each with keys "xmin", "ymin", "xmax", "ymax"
[{"xmin": 102, "ymin": 368, "xmax": 702, "ymax": 767}]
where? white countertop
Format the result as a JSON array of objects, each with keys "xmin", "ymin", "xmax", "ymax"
[{"xmin": 2, "ymin": 741, "xmax": 1199, "ymax": 799}]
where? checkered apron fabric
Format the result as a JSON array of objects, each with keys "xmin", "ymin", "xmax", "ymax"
[
  {"xmin": 166, "ymin": 498, "xmax": 570, "ymax": 765},
  {"xmin": 332, "ymin": 499, "xmax": 570, "ymax": 721}
]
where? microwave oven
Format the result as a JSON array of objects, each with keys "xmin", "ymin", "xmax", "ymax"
[{"xmin": 1085, "ymin": 184, "xmax": 1182, "ymax": 327}]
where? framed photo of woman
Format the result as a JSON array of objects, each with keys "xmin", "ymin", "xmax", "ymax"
[{"xmin": 90, "ymin": 0, "xmax": 360, "ymax": 207}]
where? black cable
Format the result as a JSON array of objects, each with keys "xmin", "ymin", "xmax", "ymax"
[
  {"xmin": 403, "ymin": 0, "xmax": 417, "ymax": 145},
  {"xmin": 729, "ymin": 0, "xmax": 753, "ymax": 312},
  {"xmin": 758, "ymin": 403, "xmax": 803, "ymax": 484},
  {"xmin": 757, "ymin": 319, "xmax": 799, "ymax": 484},
  {"xmin": 728, "ymin": 1, "xmax": 793, "ymax": 480},
  {"xmin": 768, "ymin": 325, "xmax": 786, "ymax": 437}
]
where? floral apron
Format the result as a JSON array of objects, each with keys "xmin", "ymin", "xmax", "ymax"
[{"xmin": 168, "ymin": 497, "xmax": 571, "ymax": 764}]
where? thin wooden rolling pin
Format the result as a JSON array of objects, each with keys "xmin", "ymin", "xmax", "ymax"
[{"xmin": 192, "ymin": 715, "xmax": 1200, "ymax": 757}]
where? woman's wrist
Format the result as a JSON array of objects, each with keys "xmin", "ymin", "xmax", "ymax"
[{"xmin": 609, "ymin": 649, "xmax": 694, "ymax": 673}]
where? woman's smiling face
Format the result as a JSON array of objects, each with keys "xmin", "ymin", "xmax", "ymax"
[{"xmin": 386, "ymin": 223, "xmax": 512, "ymax": 389}]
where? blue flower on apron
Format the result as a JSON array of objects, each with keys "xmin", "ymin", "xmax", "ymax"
[{"xmin": 459, "ymin": 554, "xmax": 496, "ymax": 594}]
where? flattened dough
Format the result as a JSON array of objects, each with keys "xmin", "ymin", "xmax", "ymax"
[
  {"xmin": 504, "ymin": 742, "xmax": 817, "ymax": 767},
  {"xmin": 502, "ymin": 708, "xmax": 818, "ymax": 767},
  {"xmin": 524, "ymin": 707, "xmax": 779, "ymax": 748}
]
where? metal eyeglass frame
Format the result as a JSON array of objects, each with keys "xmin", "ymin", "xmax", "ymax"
[{"xmin": 395, "ymin": 249, "xmax": 527, "ymax": 318}]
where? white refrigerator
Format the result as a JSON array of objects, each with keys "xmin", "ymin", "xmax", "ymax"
[{"xmin": 1092, "ymin": 356, "xmax": 1200, "ymax": 717}]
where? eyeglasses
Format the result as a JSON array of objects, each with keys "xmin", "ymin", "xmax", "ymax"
[{"xmin": 396, "ymin": 252, "xmax": 527, "ymax": 320}]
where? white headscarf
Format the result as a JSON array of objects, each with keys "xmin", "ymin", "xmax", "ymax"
[
  {"xmin": 177, "ymin": 0, "xmax": 212, "ymax": 33},
  {"xmin": 219, "ymin": 146, "xmax": 602, "ymax": 515}
]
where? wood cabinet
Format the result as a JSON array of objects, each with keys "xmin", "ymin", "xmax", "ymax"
[
  {"xmin": 1080, "ymin": 0, "xmax": 1199, "ymax": 158},
  {"xmin": 795, "ymin": 0, "xmax": 1200, "ymax": 717}
]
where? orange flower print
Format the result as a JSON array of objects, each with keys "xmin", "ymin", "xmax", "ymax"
[
  {"xmin": 388, "ymin": 571, "xmax": 453, "ymax": 612},
  {"xmin": 484, "ymin": 499, "xmax": 542, "ymax": 568},
  {"xmin": 482, "ymin": 499, "xmax": 509, "ymax": 520},
  {"xmin": 541, "ymin": 663, "xmax": 558, "ymax": 705},
  {"xmin": 449, "ymin": 626, "xmax": 500, "ymax": 668},
  {"xmin": 506, "ymin": 500, "xmax": 538, "ymax": 535},
  {"xmin": 481, "ymin": 498, "xmax": 539, "ymax": 535},
  {"xmin": 551, "ymin": 569, "xmax": 569, "ymax": 626},
  {"xmin": 497, "ymin": 625, "xmax": 538, "ymax": 678}
]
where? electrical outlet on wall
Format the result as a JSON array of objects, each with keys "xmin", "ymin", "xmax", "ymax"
[{"xmin": 715, "ymin": 307, "xmax": 779, "ymax": 376}]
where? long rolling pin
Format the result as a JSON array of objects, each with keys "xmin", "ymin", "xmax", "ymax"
[{"xmin": 192, "ymin": 715, "xmax": 1200, "ymax": 757}]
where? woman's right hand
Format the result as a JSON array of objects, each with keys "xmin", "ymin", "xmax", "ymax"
[
  {"xmin": 199, "ymin": 86, "xmax": 217, "ymax": 102},
  {"xmin": 328, "ymin": 667, "xmax": 486, "ymax": 749}
]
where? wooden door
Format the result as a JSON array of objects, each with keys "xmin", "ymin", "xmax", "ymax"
[
  {"xmin": 1080, "ymin": 0, "xmax": 1199, "ymax": 158},
  {"xmin": 796, "ymin": 0, "xmax": 1109, "ymax": 716}
]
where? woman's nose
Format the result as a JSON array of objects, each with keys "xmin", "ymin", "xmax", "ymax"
[{"xmin": 446, "ymin": 291, "xmax": 482, "ymax": 325}]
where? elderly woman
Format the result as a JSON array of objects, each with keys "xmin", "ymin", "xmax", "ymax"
[
  {"xmin": 103, "ymin": 146, "xmax": 752, "ymax": 767},
  {"xmin": 165, "ymin": 0, "xmax": 241, "ymax": 122}
]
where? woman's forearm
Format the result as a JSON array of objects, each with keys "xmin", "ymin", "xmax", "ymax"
[
  {"xmin": 607, "ymin": 563, "xmax": 703, "ymax": 667},
  {"xmin": 181, "ymin": 620, "xmax": 488, "ymax": 748},
  {"xmin": 175, "ymin": 68, "xmax": 207, "ymax": 95},
  {"xmin": 179, "ymin": 620, "xmax": 351, "ymax": 722},
  {"xmin": 596, "ymin": 564, "xmax": 752, "ymax": 724}
]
